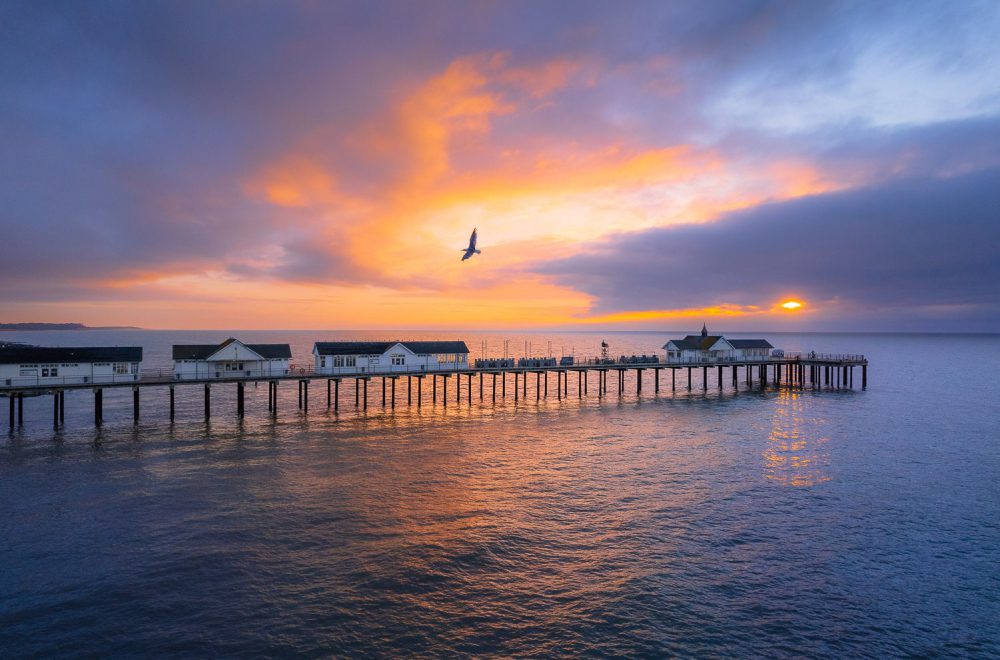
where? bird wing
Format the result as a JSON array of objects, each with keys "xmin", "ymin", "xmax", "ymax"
[{"xmin": 469, "ymin": 227, "xmax": 477, "ymax": 250}]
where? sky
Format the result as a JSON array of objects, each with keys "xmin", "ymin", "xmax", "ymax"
[{"xmin": 1, "ymin": 0, "xmax": 999, "ymax": 332}]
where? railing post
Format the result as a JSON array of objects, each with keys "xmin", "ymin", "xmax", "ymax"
[{"xmin": 94, "ymin": 389, "xmax": 102, "ymax": 426}]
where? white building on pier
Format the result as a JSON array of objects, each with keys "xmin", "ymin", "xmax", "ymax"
[
  {"xmin": 662, "ymin": 325, "xmax": 774, "ymax": 363},
  {"xmin": 172, "ymin": 338, "xmax": 291, "ymax": 380},
  {"xmin": 313, "ymin": 341, "xmax": 470, "ymax": 375},
  {"xmin": 0, "ymin": 343, "xmax": 143, "ymax": 387}
]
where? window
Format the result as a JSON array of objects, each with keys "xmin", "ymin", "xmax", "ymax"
[
  {"xmin": 391, "ymin": 354, "xmax": 405, "ymax": 366},
  {"xmin": 321, "ymin": 357, "xmax": 326, "ymax": 368},
  {"xmin": 333, "ymin": 356, "xmax": 356, "ymax": 368},
  {"xmin": 113, "ymin": 363, "xmax": 128, "ymax": 374},
  {"xmin": 42, "ymin": 368, "xmax": 49, "ymax": 377}
]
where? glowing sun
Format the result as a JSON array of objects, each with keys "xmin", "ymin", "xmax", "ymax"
[{"xmin": 781, "ymin": 300, "xmax": 804, "ymax": 310}]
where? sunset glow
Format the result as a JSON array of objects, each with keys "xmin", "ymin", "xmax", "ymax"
[{"xmin": 2, "ymin": 3, "xmax": 999, "ymax": 331}]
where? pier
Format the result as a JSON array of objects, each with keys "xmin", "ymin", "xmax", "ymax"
[{"xmin": 2, "ymin": 353, "xmax": 867, "ymax": 429}]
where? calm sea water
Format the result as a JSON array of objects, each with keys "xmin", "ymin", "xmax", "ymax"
[{"xmin": 2, "ymin": 330, "xmax": 998, "ymax": 657}]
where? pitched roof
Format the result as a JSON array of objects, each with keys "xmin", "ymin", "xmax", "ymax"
[
  {"xmin": 314, "ymin": 340, "xmax": 470, "ymax": 356},
  {"xmin": 172, "ymin": 341, "xmax": 291, "ymax": 360},
  {"xmin": 314, "ymin": 342, "xmax": 394, "ymax": 356},
  {"xmin": 401, "ymin": 341, "xmax": 470, "ymax": 354},
  {"xmin": 0, "ymin": 344, "xmax": 142, "ymax": 364},
  {"xmin": 729, "ymin": 339, "xmax": 774, "ymax": 349},
  {"xmin": 662, "ymin": 335, "xmax": 726, "ymax": 350}
]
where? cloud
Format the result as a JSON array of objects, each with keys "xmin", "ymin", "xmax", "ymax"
[
  {"xmin": 538, "ymin": 166, "xmax": 1000, "ymax": 328},
  {"xmin": 2, "ymin": 1, "xmax": 1000, "ymax": 329}
]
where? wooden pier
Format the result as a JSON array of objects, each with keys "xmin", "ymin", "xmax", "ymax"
[{"xmin": 2, "ymin": 354, "xmax": 867, "ymax": 429}]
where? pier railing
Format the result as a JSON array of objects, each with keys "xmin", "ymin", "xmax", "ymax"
[
  {"xmin": 800, "ymin": 353, "xmax": 867, "ymax": 363},
  {"xmin": 1, "ymin": 351, "xmax": 867, "ymax": 391}
]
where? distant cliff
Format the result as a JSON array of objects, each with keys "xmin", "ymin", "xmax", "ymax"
[{"xmin": 0, "ymin": 323, "xmax": 141, "ymax": 331}]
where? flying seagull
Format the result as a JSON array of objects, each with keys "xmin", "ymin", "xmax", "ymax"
[{"xmin": 461, "ymin": 227, "xmax": 481, "ymax": 261}]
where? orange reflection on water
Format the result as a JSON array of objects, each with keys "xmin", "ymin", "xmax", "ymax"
[{"xmin": 763, "ymin": 389, "xmax": 830, "ymax": 487}]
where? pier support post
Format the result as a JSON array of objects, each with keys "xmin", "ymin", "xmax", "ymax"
[
  {"xmin": 204, "ymin": 384, "xmax": 211, "ymax": 419},
  {"xmin": 9, "ymin": 394, "xmax": 14, "ymax": 428},
  {"xmin": 303, "ymin": 381, "xmax": 308, "ymax": 411},
  {"xmin": 702, "ymin": 366, "xmax": 707, "ymax": 390},
  {"xmin": 94, "ymin": 389, "xmax": 102, "ymax": 426},
  {"xmin": 392, "ymin": 377, "xmax": 396, "ymax": 408},
  {"xmin": 363, "ymin": 379, "xmax": 368, "ymax": 410},
  {"xmin": 432, "ymin": 375, "xmax": 437, "ymax": 403},
  {"xmin": 408, "ymin": 376, "xmax": 412, "ymax": 405},
  {"xmin": 718, "ymin": 365, "xmax": 723, "ymax": 389},
  {"xmin": 492, "ymin": 373, "xmax": 496, "ymax": 403},
  {"xmin": 237, "ymin": 382, "xmax": 245, "ymax": 418},
  {"xmin": 381, "ymin": 377, "xmax": 386, "ymax": 407},
  {"xmin": 328, "ymin": 380, "xmax": 332, "ymax": 408},
  {"xmin": 170, "ymin": 386, "xmax": 175, "ymax": 420},
  {"xmin": 655, "ymin": 369, "xmax": 659, "ymax": 393},
  {"xmin": 687, "ymin": 367, "xmax": 692, "ymax": 391},
  {"xmin": 418, "ymin": 376, "xmax": 422, "ymax": 407},
  {"xmin": 355, "ymin": 379, "xmax": 360, "ymax": 407},
  {"xmin": 334, "ymin": 379, "xmax": 339, "ymax": 411},
  {"xmin": 536, "ymin": 372, "xmax": 541, "ymax": 400},
  {"xmin": 456, "ymin": 374, "xmax": 460, "ymax": 405},
  {"xmin": 515, "ymin": 372, "xmax": 519, "ymax": 402},
  {"xmin": 862, "ymin": 365, "xmax": 867, "ymax": 389},
  {"xmin": 479, "ymin": 373, "xmax": 483, "ymax": 401},
  {"xmin": 443, "ymin": 375, "xmax": 448, "ymax": 406},
  {"xmin": 133, "ymin": 387, "xmax": 140, "ymax": 423},
  {"xmin": 53, "ymin": 391, "xmax": 59, "ymax": 426},
  {"xmin": 468, "ymin": 374, "xmax": 472, "ymax": 404}
]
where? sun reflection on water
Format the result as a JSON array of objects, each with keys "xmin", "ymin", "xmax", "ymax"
[{"xmin": 764, "ymin": 389, "xmax": 830, "ymax": 487}]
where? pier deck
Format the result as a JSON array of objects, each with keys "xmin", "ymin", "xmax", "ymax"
[{"xmin": 3, "ymin": 354, "xmax": 868, "ymax": 429}]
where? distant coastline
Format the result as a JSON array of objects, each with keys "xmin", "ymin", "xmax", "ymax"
[{"xmin": 0, "ymin": 323, "xmax": 141, "ymax": 331}]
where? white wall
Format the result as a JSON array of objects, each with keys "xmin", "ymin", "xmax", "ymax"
[
  {"xmin": 314, "ymin": 345, "xmax": 468, "ymax": 375},
  {"xmin": 173, "ymin": 358, "xmax": 290, "ymax": 380},
  {"xmin": 0, "ymin": 361, "xmax": 140, "ymax": 387}
]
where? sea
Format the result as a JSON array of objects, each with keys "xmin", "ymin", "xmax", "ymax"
[{"xmin": 1, "ymin": 329, "xmax": 998, "ymax": 657}]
